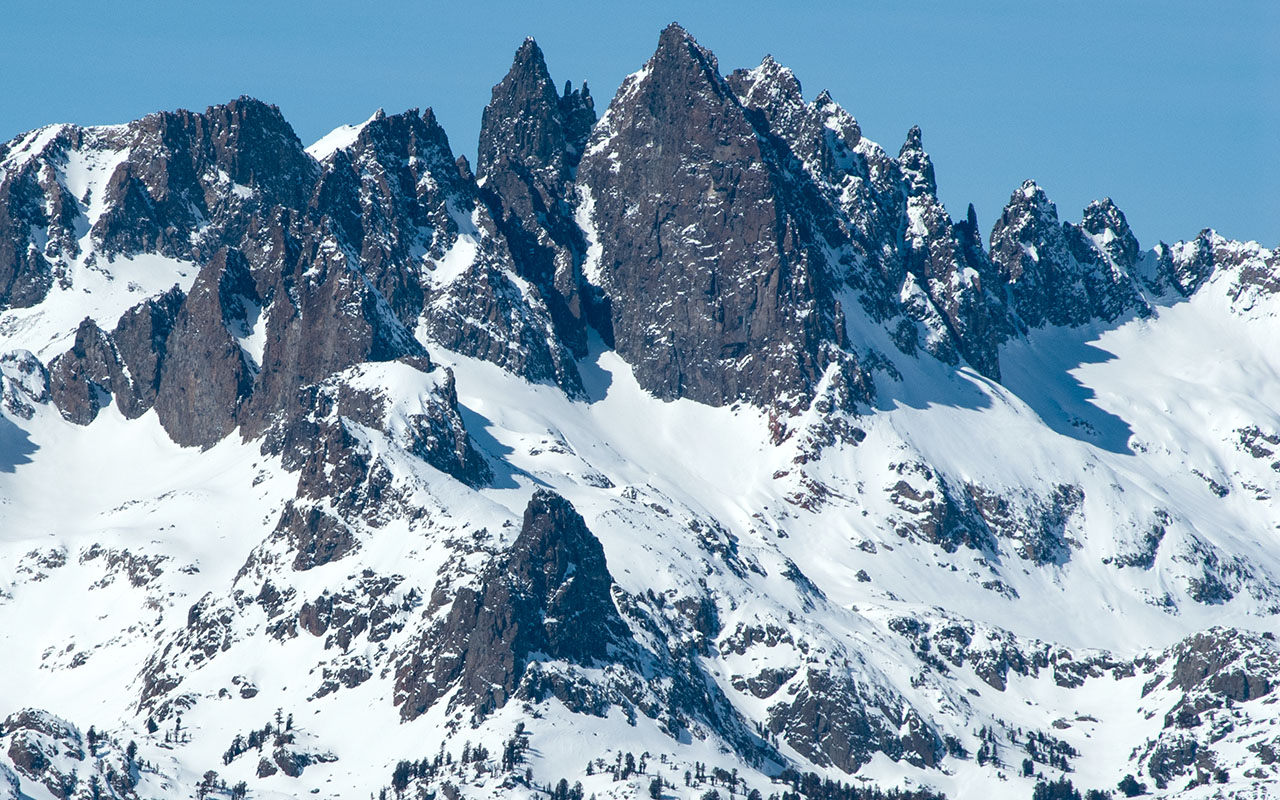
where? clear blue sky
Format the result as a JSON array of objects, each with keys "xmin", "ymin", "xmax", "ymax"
[{"xmin": 3, "ymin": 1, "xmax": 1276, "ymax": 247}]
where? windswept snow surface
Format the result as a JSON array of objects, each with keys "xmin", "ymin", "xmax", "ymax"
[{"xmin": 305, "ymin": 112, "xmax": 381, "ymax": 161}]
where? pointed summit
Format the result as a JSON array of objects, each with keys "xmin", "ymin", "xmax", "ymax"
[
  {"xmin": 1015, "ymin": 178, "xmax": 1052, "ymax": 207},
  {"xmin": 990, "ymin": 180, "xmax": 1146, "ymax": 327},
  {"xmin": 657, "ymin": 21, "xmax": 696, "ymax": 50},
  {"xmin": 508, "ymin": 37, "xmax": 548, "ymax": 80},
  {"xmin": 726, "ymin": 54, "xmax": 804, "ymax": 127},
  {"xmin": 1081, "ymin": 197, "xmax": 1141, "ymax": 269},
  {"xmin": 477, "ymin": 39, "xmax": 560, "ymax": 180},
  {"xmin": 651, "ymin": 22, "xmax": 721, "ymax": 82},
  {"xmin": 475, "ymin": 36, "xmax": 599, "ymax": 363},
  {"xmin": 899, "ymin": 125, "xmax": 936, "ymax": 197},
  {"xmin": 575, "ymin": 25, "xmax": 865, "ymax": 416}
]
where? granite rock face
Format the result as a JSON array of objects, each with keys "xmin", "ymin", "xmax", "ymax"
[
  {"xmin": 8, "ymin": 24, "xmax": 1280, "ymax": 800},
  {"xmin": 577, "ymin": 25, "xmax": 866, "ymax": 416},
  {"xmin": 477, "ymin": 38, "xmax": 595, "ymax": 359},
  {"xmin": 988, "ymin": 180, "xmax": 1148, "ymax": 330},
  {"xmin": 394, "ymin": 489, "xmax": 632, "ymax": 720},
  {"xmin": 153, "ymin": 249, "xmax": 259, "ymax": 447}
]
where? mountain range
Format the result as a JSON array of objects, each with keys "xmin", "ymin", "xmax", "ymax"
[{"xmin": 1, "ymin": 23, "xmax": 1279, "ymax": 800}]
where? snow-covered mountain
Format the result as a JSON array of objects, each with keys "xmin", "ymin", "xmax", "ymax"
[{"xmin": 2, "ymin": 23, "xmax": 1280, "ymax": 800}]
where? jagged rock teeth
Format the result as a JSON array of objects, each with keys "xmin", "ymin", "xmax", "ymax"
[
  {"xmin": 576, "ymin": 25, "xmax": 866, "ymax": 417},
  {"xmin": 476, "ymin": 36, "xmax": 596, "ymax": 360}
]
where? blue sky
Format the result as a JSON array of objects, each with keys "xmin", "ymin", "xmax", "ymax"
[{"xmin": 3, "ymin": 1, "xmax": 1276, "ymax": 246}]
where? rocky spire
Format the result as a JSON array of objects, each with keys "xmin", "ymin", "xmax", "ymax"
[
  {"xmin": 477, "ymin": 38, "xmax": 569, "ymax": 183},
  {"xmin": 395, "ymin": 489, "xmax": 630, "ymax": 721},
  {"xmin": 898, "ymin": 125, "xmax": 937, "ymax": 197},
  {"xmin": 576, "ymin": 23, "xmax": 866, "ymax": 417},
  {"xmin": 476, "ymin": 37, "xmax": 597, "ymax": 359},
  {"xmin": 897, "ymin": 128, "xmax": 1002, "ymax": 379},
  {"xmin": 989, "ymin": 180, "xmax": 1146, "ymax": 328},
  {"xmin": 1081, "ymin": 197, "xmax": 1141, "ymax": 271},
  {"xmin": 726, "ymin": 54, "xmax": 804, "ymax": 124}
]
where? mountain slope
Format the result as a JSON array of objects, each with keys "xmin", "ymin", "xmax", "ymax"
[{"xmin": 2, "ymin": 22, "xmax": 1280, "ymax": 800}]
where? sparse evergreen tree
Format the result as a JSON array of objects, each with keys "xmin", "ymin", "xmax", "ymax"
[
  {"xmin": 391, "ymin": 760, "xmax": 412, "ymax": 797},
  {"xmin": 1033, "ymin": 777, "xmax": 1081, "ymax": 800}
]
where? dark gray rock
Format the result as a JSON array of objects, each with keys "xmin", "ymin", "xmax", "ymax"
[
  {"xmin": 727, "ymin": 59, "xmax": 1006, "ymax": 380},
  {"xmin": 989, "ymin": 181, "xmax": 1147, "ymax": 328},
  {"xmin": 110, "ymin": 285, "xmax": 185, "ymax": 418},
  {"xmin": 766, "ymin": 670, "xmax": 942, "ymax": 773},
  {"xmin": 94, "ymin": 97, "xmax": 318, "ymax": 260},
  {"xmin": 3, "ymin": 709, "xmax": 85, "ymax": 799},
  {"xmin": 308, "ymin": 103, "xmax": 585, "ymax": 396},
  {"xmin": 477, "ymin": 37, "xmax": 596, "ymax": 358},
  {"xmin": 309, "ymin": 108, "xmax": 462, "ymax": 326},
  {"xmin": 48, "ymin": 318, "xmax": 125, "ymax": 425},
  {"xmin": 395, "ymin": 489, "xmax": 629, "ymax": 720},
  {"xmin": 264, "ymin": 358, "xmax": 488, "ymax": 570},
  {"xmin": 154, "ymin": 249, "xmax": 258, "ymax": 448},
  {"xmin": 0, "ymin": 127, "xmax": 82, "ymax": 310},
  {"xmin": 239, "ymin": 227, "xmax": 425, "ymax": 439},
  {"xmin": 418, "ymin": 253, "xmax": 585, "ymax": 396},
  {"xmin": 577, "ymin": 24, "xmax": 866, "ymax": 417},
  {"xmin": 47, "ymin": 288, "xmax": 185, "ymax": 425},
  {"xmin": 897, "ymin": 129, "xmax": 1002, "ymax": 379}
]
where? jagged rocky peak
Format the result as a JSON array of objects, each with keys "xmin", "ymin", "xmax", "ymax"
[
  {"xmin": 577, "ymin": 23, "xmax": 866, "ymax": 419},
  {"xmin": 477, "ymin": 37, "xmax": 593, "ymax": 183},
  {"xmin": 989, "ymin": 179, "xmax": 1146, "ymax": 328},
  {"xmin": 474, "ymin": 36, "xmax": 597, "ymax": 360},
  {"xmin": 95, "ymin": 97, "xmax": 318, "ymax": 257},
  {"xmin": 46, "ymin": 286, "xmax": 186, "ymax": 425},
  {"xmin": 892, "ymin": 127, "xmax": 1003, "ymax": 380},
  {"xmin": 727, "ymin": 56, "xmax": 867, "ymax": 173},
  {"xmin": 395, "ymin": 489, "xmax": 630, "ymax": 721},
  {"xmin": 1081, "ymin": 197, "xmax": 1142, "ymax": 271},
  {"xmin": 0, "ymin": 95, "xmax": 318, "ymax": 305},
  {"xmin": 898, "ymin": 125, "xmax": 937, "ymax": 197},
  {"xmin": 175, "ymin": 96, "xmax": 317, "ymax": 209},
  {"xmin": 309, "ymin": 106, "xmax": 469, "ymax": 326},
  {"xmin": 655, "ymin": 21, "xmax": 720, "ymax": 77},
  {"xmin": 726, "ymin": 54, "xmax": 805, "ymax": 123},
  {"xmin": 0, "ymin": 126, "xmax": 85, "ymax": 310},
  {"xmin": 352, "ymin": 106, "xmax": 461, "ymax": 182},
  {"xmin": 47, "ymin": 318, "xmax": 121, "ymax": 426}
]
